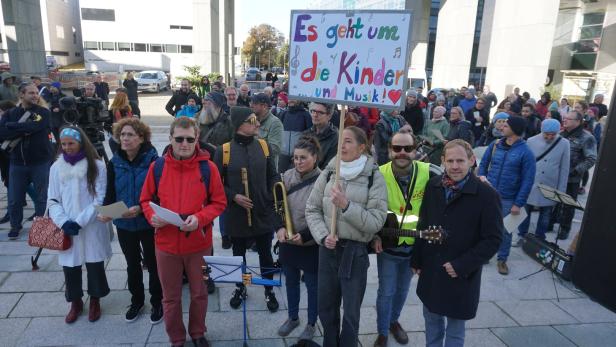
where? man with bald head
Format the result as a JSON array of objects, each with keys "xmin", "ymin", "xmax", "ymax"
[{"xmin": 371, "ymin": 131, "xmax": 440, "ymax": 347}]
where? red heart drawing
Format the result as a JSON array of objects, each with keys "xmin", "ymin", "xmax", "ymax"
[{"xmin": 388, "ymin": 89, "xmax": 402, "ymax": 104}]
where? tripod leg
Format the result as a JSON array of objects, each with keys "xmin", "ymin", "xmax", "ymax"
[{"xmin": 518, "ymin": 267, "xmax": 547, "ymax": 280}]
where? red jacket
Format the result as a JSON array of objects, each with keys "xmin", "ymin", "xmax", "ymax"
[{"xmin": 140, "ymin": 148, "xmax": 226, "ymax": 255}]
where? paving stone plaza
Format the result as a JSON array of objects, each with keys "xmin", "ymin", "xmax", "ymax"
[{"xmin": 0, "ymin": 93, "xmax": 614, "ymax": 346}]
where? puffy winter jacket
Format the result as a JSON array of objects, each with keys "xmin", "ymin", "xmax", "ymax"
[
  {"xmin": 478, "ymin": 138, "xmax": 536, "ymax": 207},
  {"xmin": 105, "ymin": 144, "xmax": 158, "ymax": 231},
  {"xmin": 561, "ymin": 125, "xmax": 597, "ymax": 183},
  {"xmin": 140, "ymin": 148, "xmax": 227, "ymax": 255}
]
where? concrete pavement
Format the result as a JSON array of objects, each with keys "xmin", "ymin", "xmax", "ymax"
[{"xmin": 0, "ymin": 92, "xmax": 614, "ymax": 346}]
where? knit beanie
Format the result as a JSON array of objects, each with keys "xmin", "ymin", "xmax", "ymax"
[
  {"xmin": 406, "ymin": 89, "xmax": 417, "ymax": 97},
  {"xmin": 230, "ymin": 106, "xmax": 254, "ymax": 130},
  {"xmin": 507, "ymin": 116, "xmax": 526, "ymax": 136},
  {"xmin": 493, "ymin": 112, "xmax": 509, "ymax": 123},
  {"xmin": 205, "ymin": 92, "xmax": 226, "ymax": 108},
  {"xmin": 541, "ymin": 119, "xmax": 560, "ymax": 133},
  {"xmin": 277, "ymin": 92, "xmax": 289, "ymax": 104},
  {"xmin": 51, "ymin": 81, "xmax": 62, "ymax": 89}
]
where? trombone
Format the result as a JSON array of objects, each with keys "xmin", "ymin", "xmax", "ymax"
[{"xmin": 273, "ymin": 182, "xmax": 294, "ymax": 239}]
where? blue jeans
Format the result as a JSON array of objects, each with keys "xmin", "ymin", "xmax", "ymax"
[
  {"xmin": 283, "ymin": 264, "xmax": 318, "ymax": 325},
  {"xmin": 8, "ymin": 162, "xmax": 49, "ymax": 229},
  {"xmin": 376, "ymin": 251, "xmax": 413, "ymax": 336},
  {"xmin": 497, "ymin": 199, "xmax": 514, "ymax": 262},
  {"xmin": 518, "ymin": 205, "xmax": 552, "ymax": 240},
  {"xmin": 423, "ymin": 305, "xmax": 465, "ymax": 347}
]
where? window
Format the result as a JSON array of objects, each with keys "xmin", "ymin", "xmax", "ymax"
[
  {"xmin": 150, "ymin": 44, "xmax": 163, "ymax": 52},
  {"xmin": 571, "ymin": 53, "xmax": 597, "ymax": 70},
  {"xmin": 134, "ymin": 43, "xmax": 147, "ymax": 52},
  {"xmin": 50, "ymin": 51, "xmax": 69, "ymax": 56},
  {"xmin": 180, "ymin": 45, "xmax": 192, "ymax": 53},
  {"xmin": 117, "ymin": 42, "xmax": 131, "ymax": 51},
  {"xmin": 165, "ymin": 44, "xmax": 178, "ymax": 53},
  {"xmin": 100, "ymin": 42, "xmax": 115, "ymax": 51},
  {"xmin": 170, "ymin": 25, "xmax": 193, "ymax": 30},
  {"xmin": 571, "ymin": 12, "xmax": 605, "ymax": 70},
  {"xmin": 84, "ymin": 41, "xmax": 98, "ymax": 50},
  {"xmin": 81, "ymin": 8, "xmax": 115, "ymax": 21},
  {"xmin": 75, "ymin": 52, "xmax": 81, "ymax": 57}
]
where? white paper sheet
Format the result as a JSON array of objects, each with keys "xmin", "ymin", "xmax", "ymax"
[
  {"xmin": 204, "ymin": 256, "xmax": 244, "ymax": 283},
  {"xmin": 149, "ymin": 202, "xmax": 185, "ymax": 227},
  {"xmin": 95, "ymin": 201, "xmax": 129, "ymax": 219},
  {"xmin": 503, "ymin": 208, "xmax": 528, "ymax": 234}
]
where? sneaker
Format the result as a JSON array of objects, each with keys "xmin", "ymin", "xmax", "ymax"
[
  {"xmin": 0, "ymin": 213, "xmax": 10, "ymax": 224},
  {"xmin": 299, "ymin": 323, "xmax": 316, "ymax": 341},
  {"xmin": 265, "ymin": 290, "xmax": 279, "ymax": 312},
  {"xmin": 513, "ymin": 238, "xmax": 525, "ymax": 248},
  {"xmin": 497, "ymin": 261, "xmax": 509, "ymax": 275},
  {"xmin": 125, "ymin": 303, "xmax": 143, "ymax": 322},
  {"xmin": 207, "ymin": 277, "xmax": 215, "ymax": 294},
  {"xmin": 150, "ymin": 305, "xmax": 163, "ymax": 324},
  {"xmin": 221, "ymin": 235, "xmax": 232, "ymax": 249},
  {"xmin": 8, "ymin": 228, "xmax": 21, "ymax": 240},
  {"xmin": 230, "ymin": 286, "xmax": 246, "ymax": 309},
  {"xmin": 278, "ymin": 318, "xmax": 300, "ymax": 337}
]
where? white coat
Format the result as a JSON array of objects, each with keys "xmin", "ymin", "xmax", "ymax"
[{"xmin": 48, "ymin": 157, "xmax": 112, "ymax": 267}]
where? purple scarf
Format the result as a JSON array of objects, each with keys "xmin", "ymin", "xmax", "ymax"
[{"xmin": 63, "ymin": 150, "xmax": 86, "ymax": 166}]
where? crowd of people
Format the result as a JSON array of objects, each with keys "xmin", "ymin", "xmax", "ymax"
[{"xmin": 0, "ymin": 70, "xmax": 609, "ymax": 347}]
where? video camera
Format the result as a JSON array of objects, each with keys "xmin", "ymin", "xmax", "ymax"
[{"xmin": 59, "ymin": 95, "xmax": 111, "ymax": 160}]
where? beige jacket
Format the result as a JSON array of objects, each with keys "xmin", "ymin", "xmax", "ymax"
[{"xmin": 306, "ymin": 155, "xmax": 388, "ymax": 245}]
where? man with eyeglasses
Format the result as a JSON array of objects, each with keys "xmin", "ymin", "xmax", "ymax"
[
  {"xmin": 371, "ymin": 131, "xmax": 439, "ymax": 347},
  {"xmin": 214, "ymin": 106, "xmax": 281, "ymax": 313},
  {"xmin": 550, "ymin": 111, "xmax": 596, "ymax": 241},
  {"xmin": 303, "ymin": 102, "xmax": 338, "ymax": 169},
  {"xmin": 140, "ymin": 117, "xmax": 227, "ymax": 347}
]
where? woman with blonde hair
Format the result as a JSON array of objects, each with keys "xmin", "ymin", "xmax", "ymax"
[{"xmin": 109, "ymin": 92, "xmax": 133, "ymax": 122}]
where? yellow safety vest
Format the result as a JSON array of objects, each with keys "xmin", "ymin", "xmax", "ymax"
[{"xmin": 379, "ymin": 161, "xmax": 430, "ymax": 246}]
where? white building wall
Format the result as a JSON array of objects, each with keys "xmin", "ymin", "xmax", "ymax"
[
  {"xmin": 483, "ymin": 0, "xmax": 560, "ymax": 100},
  {"xmin": 431, "ymin": 0, "xmax": 478, "ymax": 88}
]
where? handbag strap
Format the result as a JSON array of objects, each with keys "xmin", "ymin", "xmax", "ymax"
[{"xmin": 535, "ymin": 136, "xmax": 562, "ymax": 162}]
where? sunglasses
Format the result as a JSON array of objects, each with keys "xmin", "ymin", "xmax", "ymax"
[
  {"xmin": 174, "ymin": 136, "xmax": 196, "ymax": 144},
  {"xmin": 392, "ymin": 145, "xmax": 415, "ymax": 153}
]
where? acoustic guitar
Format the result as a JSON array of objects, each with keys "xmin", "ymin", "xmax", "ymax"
[{"xmin": 378, "ymin": 212, "xmax": 447, "ymax": 246}]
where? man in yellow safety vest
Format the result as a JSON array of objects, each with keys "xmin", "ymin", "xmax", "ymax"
[{"xmin": 371, "ymin": 131, "xmax": 439, "ymax": 347}]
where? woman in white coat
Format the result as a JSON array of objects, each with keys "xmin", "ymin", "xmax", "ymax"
[{"xmin": 48, "ymin": 126, "xmax": 111, "ymax": 324}]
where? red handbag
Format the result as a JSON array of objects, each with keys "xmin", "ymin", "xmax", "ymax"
[{"xmin": 28, "ymin": 208, "xmax": 72, "ymax": 251}]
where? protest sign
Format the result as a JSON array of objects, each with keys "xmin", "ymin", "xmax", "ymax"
[{"xmin": 288, "ymin": 10, "xmax": 412, "ymax": 110}]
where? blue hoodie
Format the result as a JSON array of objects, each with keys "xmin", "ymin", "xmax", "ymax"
[
  {"xmin": 176, "ymin": 104, "xmax": 200, "ymax": 118},
  {"xmin": 478, "ymin": 138, "xmax": 536, "ymax": 207}
]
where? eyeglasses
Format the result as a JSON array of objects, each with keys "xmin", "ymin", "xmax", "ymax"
[
  {"xmin": 391, "ymin": 145, "xmax": 415, "ymax": 153},
  {"xmin": 310, "ymin": 109, "xmax": 328, "ymax": 116},
  {"xmin": 174, "ymin": 136, "xmax": 196, "ymax": 144}
]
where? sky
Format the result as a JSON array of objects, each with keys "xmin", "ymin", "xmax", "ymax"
[{"xmin": 235, "ymin": 0, "xmax": 311, "ymax": 45}]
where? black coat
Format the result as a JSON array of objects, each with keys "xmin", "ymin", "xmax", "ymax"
[
  {"xmin": 303, "ymin": 124, "xmax": 338, "ymax": 170},
  {"xmin": 165, "ymin": 90, "xmax": 200, "ymax": 116},
  {"xmin": 411, "ymin": 174, "xmax": 503, "ymax": 320},
  {"xmin": 122, "ymin": 79, "xmax": 139, "ymax": 101},
  {"xmin": 446, "ymin": 120, "xmax": 475, "ymax": 147},
  {"xmin": 401, "ymin": 103, "xmax": 424, "ymax": 134},
  {"xmin": 464, "ymin": 107, "xmax": 490, "ymax": 144},
  {"xmin": 213, "ymin": 134, "xmax": 280, "ymax": 238}
]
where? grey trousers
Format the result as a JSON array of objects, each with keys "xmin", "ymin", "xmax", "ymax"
[{"xmin": 318, "ymin": 241, "xmax": 369, "ymax": 347}]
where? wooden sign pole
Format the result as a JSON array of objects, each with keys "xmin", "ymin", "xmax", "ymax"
[{"xmin": 329, "ymin": 104, "xmax": 347, "ymax": 237}]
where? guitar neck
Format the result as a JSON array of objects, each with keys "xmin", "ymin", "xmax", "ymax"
[{"xmin": 380, "ymin": 228, "xmax": 422, "ymax": 238}]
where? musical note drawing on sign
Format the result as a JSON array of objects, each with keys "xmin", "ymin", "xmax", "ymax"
[
  {"xmin": 330, "ymin": 53, "xmax": 338, "ymax": 63},
  {"xmin": 393, "ymin": 47, "xmax": 401, "ymax": 58},
  {"xmin": 402, "ymin": 15, "xmax": 406, "ymax": 21},
  {"xmin": 369, "ymin": 13, "xmax": 373, "ymax": 22},
  {"xmin": 290, "ymin": 46, "xmax": 300, "ymax": 76},
  {"xmin": 321, "ymin": 14, "xmax": 326, "ymax": 23}
]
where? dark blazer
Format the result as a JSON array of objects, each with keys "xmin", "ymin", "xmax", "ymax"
[{"xmin": 411, "ymin": 174, "xmax": 503, "ymax": 320}]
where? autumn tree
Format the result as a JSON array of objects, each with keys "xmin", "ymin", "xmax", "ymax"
[{"xmin": 242, "ymin": 24, "xmax": 285, "ymax": 70}]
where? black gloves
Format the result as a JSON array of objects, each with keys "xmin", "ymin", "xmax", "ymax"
[{"xmin": 61, "ymin": 221, "xmax": 82, "ymax": 236}]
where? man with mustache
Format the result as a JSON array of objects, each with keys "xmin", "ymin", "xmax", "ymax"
[{"xmin": 371, "ymin": 131, "xmax": 439, "ymax": 347}]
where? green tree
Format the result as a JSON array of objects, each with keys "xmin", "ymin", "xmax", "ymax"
[
  {"xmin": 175, "ymin": 65, "xmax": 202, "ymax": 87},
  {"xmin": 275, "ymin": 42, "xmax": 289, "ymax": 70},
  {"xmin": 242, "ymin": 24, "xmax": 285, "ymax": 69}
]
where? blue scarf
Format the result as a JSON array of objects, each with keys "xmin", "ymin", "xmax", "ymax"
[
  {"xmin": 380, "ymin": 111, "xmax": 401, "ymax": 133},
  {"xmin": 442, "ymin": 171, "xmax": 471, "ymax": 202}
]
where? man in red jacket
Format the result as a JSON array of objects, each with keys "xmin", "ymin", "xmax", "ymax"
[{"xmin": 140, "ymin": 117, "xmax": 226, "ymax": 347}]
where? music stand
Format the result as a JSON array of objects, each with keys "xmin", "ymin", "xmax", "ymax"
[
  {"xmin": 203, "ymin": 256, "xmax": 282, "ymax": 347},
  {"xmin": 518, "ymin": 184, "xmax": 585, "ymax": 300}
]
